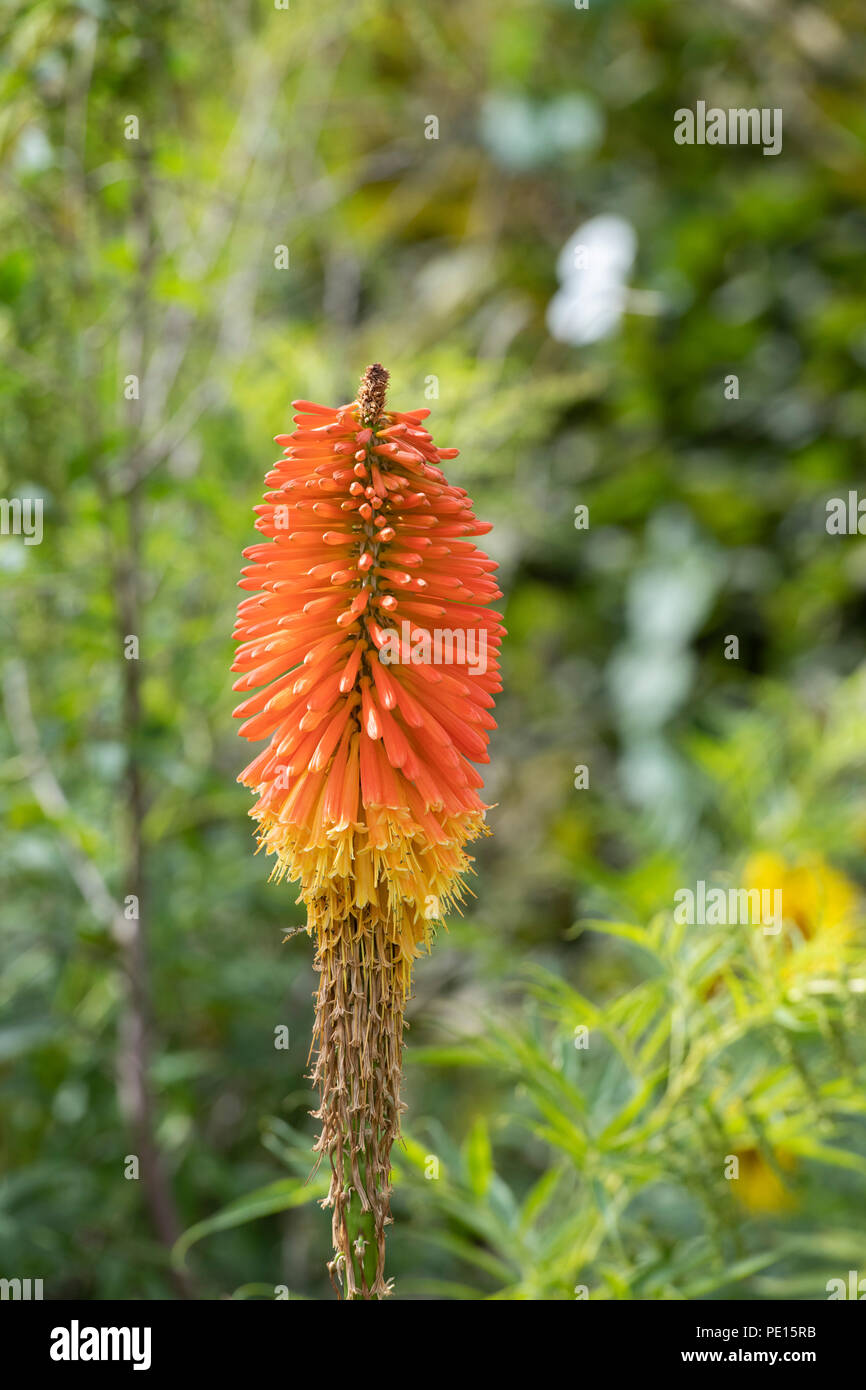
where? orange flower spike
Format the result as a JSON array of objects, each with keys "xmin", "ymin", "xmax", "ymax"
[{"xmin": 233, "ymin": 364, "xmax": 503, "ymax": 1300}]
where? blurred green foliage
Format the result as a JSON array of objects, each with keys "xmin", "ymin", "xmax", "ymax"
[{"xmin": 1, "ymin": 0, "xmax": 865, "ymax": 1299}]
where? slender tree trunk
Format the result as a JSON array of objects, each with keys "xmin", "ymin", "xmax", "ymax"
[{"xmin": 109, "ymin": 145, "xmax": 193, "ymax": 1299}]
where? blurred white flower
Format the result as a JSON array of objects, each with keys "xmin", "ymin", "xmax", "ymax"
[
  {"xmin": 13, "ymin": 125, "xmax": 53, "ymax": 173},
  {"xmin": 547, "ymin": 214, "xmax": 637, "ymax": 346},
  {"xmin": 479, "ymin": 92, "xmax": 603, "ymax": 171}
]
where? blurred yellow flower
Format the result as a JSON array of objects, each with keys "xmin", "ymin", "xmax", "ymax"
[
  {"xmin": 732, "ymin": 1145, "xmax": 797, "ymax": 1214},
  {"xmin": 744, "ymin": 852, "xmax": 859, "ymax": 979},
  {"xmin": 745, "ymin": 852, "xmax": 856, "ymax": 939}
]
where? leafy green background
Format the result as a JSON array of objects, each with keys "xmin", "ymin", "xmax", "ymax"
[{"xmin": 1, "ymin": 0, "xmax": 865, "ymax": 1300}]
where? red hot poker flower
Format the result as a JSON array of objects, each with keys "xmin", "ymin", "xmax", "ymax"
[{"xmin": 232, "ymin": 364, "xmax": 503, "ymax": 1297}]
